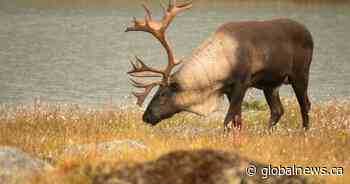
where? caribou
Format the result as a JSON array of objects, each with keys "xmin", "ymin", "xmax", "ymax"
[{"xmin": 125, "ymin": 0, "xmax": 314, "ymax": 130}]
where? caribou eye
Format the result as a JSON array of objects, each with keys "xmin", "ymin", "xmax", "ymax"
[{"xmin": 169, "ymin": 82, "xmax": 180, "ymax": 91}]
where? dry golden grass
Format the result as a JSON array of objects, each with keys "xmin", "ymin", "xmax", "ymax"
[{"xmin": 0, "ymin": 98, "xmax": 349, "ymax": 184}]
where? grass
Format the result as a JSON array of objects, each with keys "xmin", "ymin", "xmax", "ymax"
[{"xmin": 0, "ymin": 98, "xmax": 349, "ymax": 184}]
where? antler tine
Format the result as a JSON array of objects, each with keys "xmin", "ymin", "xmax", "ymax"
[
  {"xmin": 135, "ymin": 56, "xmax": 160, "ymax": 73},
  {"xmin": 161, "ymin": 0, "xmax": 192, "ymax": 29},
  {"xmin": 160, "ymin": 0, "xmax": 167, "ymax": 13},
  {"xmin": 129, "ymin": 78, "xmax": 161, "ymax": 88},
  {"xmin": 175, "ymin": 0, "xmax": 193, "ymax": 9},
  {"xmin": 125, "ymin": 14, "xmax": 148, "ymax": 33},
  {"xmin": 129, "ymin": 77, "xmax": 146, "ymax": 88},
  {"xmin": 128, "ymin": 56, "xmax": 164, "ymax": 75},
  {"xmin": 129, "ymin": 58, "xmax": 138, "ymax": 71},
  {"xmin": 129, "ymin": 72, "xmax": 162, "ymax": 78},
  {"xmin": 169, "ymin": 0, "xmax": 175, "ymax": 9},
  {"xmin": 129, "ymin": 78, "xmax": 162, "ymax": 106},
  {"xmin": 132, "ymin": 92, "xmax": 146, "ymax": 107},
  {"xmin": 142, "ymin": 3, "xmax": 152, "ymax": 21},
  {"xmin": 132, "ymin": 90, "xmax": 151, "ymax": 107}
]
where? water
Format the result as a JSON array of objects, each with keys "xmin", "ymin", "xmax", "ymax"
[{"xmin": 0, "ymin": 1, "xmax": 349, "ymax": 107}]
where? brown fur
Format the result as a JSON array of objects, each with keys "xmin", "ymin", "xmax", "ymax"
[{"xmin": 143, "ymin": 19, "xmax": 313, "ymax": 130}]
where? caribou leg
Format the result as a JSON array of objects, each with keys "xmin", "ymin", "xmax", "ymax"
[
  {"xmin": 263, "ymin": 86, "xmax": 284, "ymax": 128},
  {"xmin": 290, "ymin": 47, "xmax": 312, "ymax": 130},
  {"xmin": 291, "ymin": 81, "xmax": 311, "ymax": 130},
  {"xmin": 223, "ymin": 85, "xmax": 247, "ymax": 131}
]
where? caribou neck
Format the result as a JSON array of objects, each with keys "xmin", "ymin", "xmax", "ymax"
[{"xmin": 171, "ymin": 32, "xmax": 239, "ymax": 115}]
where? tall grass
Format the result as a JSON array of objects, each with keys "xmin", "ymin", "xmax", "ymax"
[{"xmin": 0, "ymin": 98, "xmax": 349, "ymax": 183}]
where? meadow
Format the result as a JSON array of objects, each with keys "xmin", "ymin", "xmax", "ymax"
[{"xmin": 0, "ymin": 98, "xmax": 349, "ymax": 183}]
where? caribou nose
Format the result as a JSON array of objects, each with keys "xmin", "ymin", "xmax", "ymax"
[
  {"xmin": 143, "ymin": 113, "xmax": 151, "ymax": 123},
  {"xmin": 143, "ymin": 113, "xmax": 159, "ymax": 125}
]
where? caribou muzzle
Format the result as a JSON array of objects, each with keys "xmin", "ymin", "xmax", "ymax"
[{"xmin": 142, "ymin": 112, "xmax": 161, "ymax": 125}]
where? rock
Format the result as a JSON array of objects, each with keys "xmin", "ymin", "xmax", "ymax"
[
  {"xmin": 92, "ymin": 149, "xmax": 321, "ymax": 184},
  {"xmin": 62, "ymin": 140, "xmax": 148, "ymax": 158},
  {"xmin": 0, "ymin": 146, "xmax": 52, "ymax": 184}
]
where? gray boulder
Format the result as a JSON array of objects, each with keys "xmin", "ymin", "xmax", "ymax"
[{"xmin": 0, "ymin": 146, "xmax": 52, "ymax": 184}]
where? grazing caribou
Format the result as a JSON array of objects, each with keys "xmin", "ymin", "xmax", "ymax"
[{"xmin": 125, "ymin": 1, "xmax": 313, "ymax": 130}]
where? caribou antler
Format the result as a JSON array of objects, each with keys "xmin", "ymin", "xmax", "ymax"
[
  {"xmin": 129, "ymin": 78, "xmax": 162, "ymax": 106},
  {"xmin": 126, "ymin": 0, "xmax": 192, "ymax": 106},
  {"xmin": 128, "ymin": 56, "xmax": 163, "ymax": 77}
]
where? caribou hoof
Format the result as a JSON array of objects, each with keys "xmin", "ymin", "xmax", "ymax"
[
  {"xmin": 303, "ymin": 126, "xmax": 310, "ymax": 131},
  {"xmin": 224, "ymin": 125, "xmax": 232, "ymax": 134}
]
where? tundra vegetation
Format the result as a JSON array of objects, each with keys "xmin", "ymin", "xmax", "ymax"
[{"xmin": 0, "ymin": 98, "xmax": 349, "ymax": 183}]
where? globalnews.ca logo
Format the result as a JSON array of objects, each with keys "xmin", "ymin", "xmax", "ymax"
[{"xmin": 246, "ymin": 164, "xmax": 344, "ymax": 178}]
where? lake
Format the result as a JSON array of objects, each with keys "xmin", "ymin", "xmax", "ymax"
[{"xmin": 0, "ymin": 1, "xmax": 349, "ymax": 107}]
